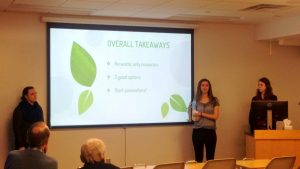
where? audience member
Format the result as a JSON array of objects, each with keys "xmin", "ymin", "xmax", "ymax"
[
  {"xmin": 80, "ymin": 138, "xmax": 120, "ymax": 169},
  {"xmin": 4, "ymin": 122, "xmax": 57, "ymax": 169}
]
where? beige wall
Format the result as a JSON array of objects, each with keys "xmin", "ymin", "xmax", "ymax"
[
  {"xmin": 1, "ymin": 12, "xmax": 299, "ymax": 169},
  {"xmin": 0, "ymin": 12, "xmax": 47, "ymax": 166},
  {"xmin": 195, "ymin": 23, "xmax": 300, "ymax": 158}
]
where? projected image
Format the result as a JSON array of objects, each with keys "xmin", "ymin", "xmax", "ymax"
[{"xmin": 48, "ymin": 23, "xmax": 193, "ymax": 127}]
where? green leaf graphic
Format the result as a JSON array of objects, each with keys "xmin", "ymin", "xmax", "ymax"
[
  {"xmin": 71, "ymin": 42, "xmax": 97, "ymax": 87},
  {"xmin": 161, "ymin": 102, "xmax": 169, "ymax": 118},
  {"xmin": 170, "ymin": 94, "xmax": 187, "ymax": 112},
  {"xmin": 78, "ymin": 90, "xmax": 93, "ymax": 115}
]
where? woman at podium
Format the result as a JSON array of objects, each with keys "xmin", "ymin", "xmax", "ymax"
[{"xmin": 249, "ymin": 77, "xmax": 277, "ymax": 133}]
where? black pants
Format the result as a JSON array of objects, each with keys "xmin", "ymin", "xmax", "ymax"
[{"xmin": 192, "ymin": 128, "xmax": 217, "ymax": 162}]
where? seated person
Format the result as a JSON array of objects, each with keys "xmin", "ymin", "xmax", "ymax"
[
  {"xmin": 4, "ymin": 122, "xmax": 57, "ymax": 169},
  {"xmin": 80, "ymin": 138, "xmax": 120, "ymax": 169}
]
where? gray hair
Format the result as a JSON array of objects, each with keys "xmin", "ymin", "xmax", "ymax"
[{"xmin": 80, "ymin": 138, "xmax": 106, "ymax": 164}]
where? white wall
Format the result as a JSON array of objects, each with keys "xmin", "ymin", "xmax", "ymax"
[{"xmin": 1, "ymin": 12, "xmax": 300, "ymax": 169}]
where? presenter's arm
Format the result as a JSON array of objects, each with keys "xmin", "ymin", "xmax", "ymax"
[{"xmin": 201, "ymin": 106, "xmax": 220, "ymax": 120}]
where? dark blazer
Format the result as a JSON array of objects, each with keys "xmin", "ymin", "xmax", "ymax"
[
  {"xmin": 4, "ymin": 149, "xmax": 57, "ymax": 169},
  {"xmin": 13, "ymin": 100, "xmax": 44, "ymax": 149},
  {"xmin": 248, "ymin": 94, "xmax": 277, "ymax": 133}
]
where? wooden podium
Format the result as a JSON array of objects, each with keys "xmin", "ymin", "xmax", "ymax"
[{"xmin": 246, "ymin": 130, "xmax": 300, "ymax": 168}]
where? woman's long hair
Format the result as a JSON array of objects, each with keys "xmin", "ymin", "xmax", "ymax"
[
  {"xmin": 195, "ymin": 78, "xmax": 215, "ymax": 102},
  {"xmin": 256, "ymin": 77, "xmax": 274, "ymax": 99}
]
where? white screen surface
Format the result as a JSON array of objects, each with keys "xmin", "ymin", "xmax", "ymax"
[{"xmin": 48, "ymin": 23, "xmax": 193, "ymax": 127}]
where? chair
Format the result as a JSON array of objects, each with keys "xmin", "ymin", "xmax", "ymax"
[
  {"xmin": 202, "ymin": 158, "xmax": 236, "ymax": 169},
  {"xmin": 264, "ymin": 156, "xmax": 296, "ymax": 169},
  {"xmin": 120, "ymin": 167, "xmax": 133, "ymax": 169},
  {"xmin": 185, "ymin": 160, "xmax": 197, "ymax": 164},
  {"xmin": 153, "ymin": 162, "xmax": 185, "ymax": 169},
  {"xmin": 237, "ymin": 158, "xmax": 254, "ymax": 169}
]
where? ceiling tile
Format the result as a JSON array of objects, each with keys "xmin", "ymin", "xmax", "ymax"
[
  {"xmin": 7, "ymin": 4, "xmax": 93, "ymax": 15},
  {"xmin": 13, "ymin": 0, "xmax": 66, "ymax": 6},
  {"xmin": 118, "ymin": 0, "xmax": 171, "ymax": 6},
  {"xmin": 92, "ymin": 9, "xmax": 136, "ymax": 17},
  {"xmin": 1, "ymin": 0, "xmax": 300, "ymax": 24},
  {"xmin": 103, "ymin": 3, "xmax": 148, "ymax": 11},
  {"xmin": 62, "ymin": 0, "xmax": 118, "ymax": 9}
]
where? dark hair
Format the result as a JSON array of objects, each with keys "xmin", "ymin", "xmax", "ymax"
[
  {"xmin": 27, "ymin": 122, "xmax": 50, "ymax": 148},
  {"xmin": 21, "ymin": 86, "xmax": 34, "ymax": 101},
  {"xmin": 195, "ymin": 78, "xmax": 216, "ymax": 102},
  {"xmin": 256, "ymin": 77, "xmax": 274, "ymax": 99}
]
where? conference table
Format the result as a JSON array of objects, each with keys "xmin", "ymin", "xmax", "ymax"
[
  {"xmin": 236, "ymin": 159, "xmax": 271, "ymax": 169},
  {"xmin": 185, "ymin": 159, "xmax": 270, "ymax": 169},
  {"xmin": 134, "ymin": 159, "xmax": 270, "ymax": 169}
]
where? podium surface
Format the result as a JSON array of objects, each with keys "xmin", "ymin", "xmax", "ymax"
[{"xmin": 246, "ymin": 130, "xmax": 300, "ymax": 168}]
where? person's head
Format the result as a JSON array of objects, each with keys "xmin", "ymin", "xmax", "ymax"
[
  {"xmin": 256, "ymin": 77, "xmax": 274, "ymax": 99},
  {"xmin": 80, "ymin": 138, "xmax": 106, "ymax": 164},
  {"xmin": 21, "ymin": 86, "xmax": 37, "ymax": 105},
  {"xmin": 27, "ymin": 122, "xmax": 50, "ymax": 153},
  {"xmin": 195, "ymin": 78, "xmax": 214, "ymax": 101}
]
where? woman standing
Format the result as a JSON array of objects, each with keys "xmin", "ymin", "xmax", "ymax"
[
  {"xmin": 13, "ymin": 86, "xmax": 44, "ymax": 150},
  {"xmin": 191, "ymin": 79, "xmax": 220, "ymax": 162},
  {"xmin": 249, "ymin": 77, "xmax": 277, "ymax": 133}
]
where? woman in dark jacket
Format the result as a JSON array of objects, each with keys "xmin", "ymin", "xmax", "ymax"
[
  {"xmin": 249, "ymin": 77, "xmax": 277, "ymax": 133},
  {"xmin": 13, "ymin": 86, "xmax": 44, "ymax": 149}
]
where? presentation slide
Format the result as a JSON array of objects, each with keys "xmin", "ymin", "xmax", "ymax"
[{"xmin": 48, "ymin": 23, "xmax": 193, "ymax": 127}]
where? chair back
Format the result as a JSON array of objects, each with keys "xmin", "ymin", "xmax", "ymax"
[
  {"xmin": 153, "ymin": 162, "xmax": 184, "ymax": 169},
  {"xmin": 120, "ymin": 167, "xmax": 133, "ymax": 169},
  {"xmin": 202, "ymin": 158, "xmax": 236, "ymax": 169},
  {"xmin": 265, "ymin": 156, "xmax": 296, "ymax": 169}
]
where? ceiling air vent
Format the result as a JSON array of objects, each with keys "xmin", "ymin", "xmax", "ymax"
[
  {"xmin": 242, "ymin": 4, "xmax": 288, "ymax": 11},
  {"xmin": 168, "ymin": 14, "xmax": 241, "ymax": 22}
]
